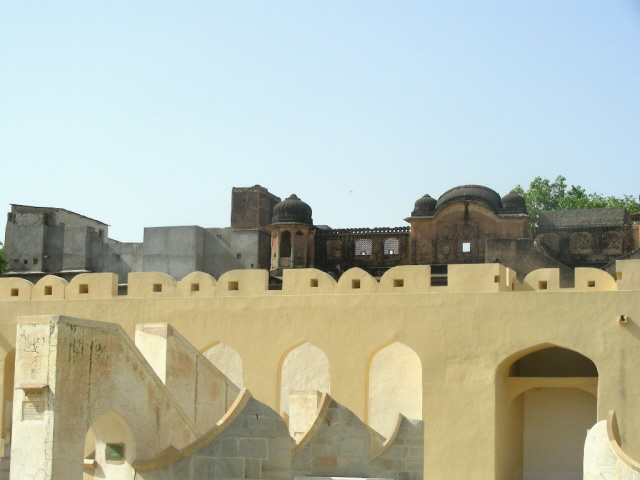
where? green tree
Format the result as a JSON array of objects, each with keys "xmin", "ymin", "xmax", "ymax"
[
  {"xmin": 0, "ymin": 247, "xmax": 6, "ymax": 275},
  {"xmin": 513, "ymin": 176, "xmax": 639, "ymax": 227}
]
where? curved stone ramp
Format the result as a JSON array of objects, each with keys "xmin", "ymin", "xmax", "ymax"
[
  {"xmin": 584, "ymin": 410, "xmax": 640, "ymax": 479},
  {"xmin": 134, "ymin": 388, "xmax": 293, "ymax": 480},
  {"xmin": 292, "ymin": 392, "xmax": 375, "ymax": 478},
  {"xmin": 370, "ymin": 413, "xmax": 424, "ymax": 480}
]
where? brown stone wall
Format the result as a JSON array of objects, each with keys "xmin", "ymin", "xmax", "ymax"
[
  {"xmin": 315, "ymin": 229, "xmax": 410, "ymax": 277},
  {"xmin": 409, "ymin": 203, "xmax": 530, "ymax": 265},
  {"xmin": 231, "ymin": 186, "xmax": 280, "ymax": 230}
]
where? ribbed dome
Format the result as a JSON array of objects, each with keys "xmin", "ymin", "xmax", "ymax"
[
  {"xmin": 412, "ymin": 194, "xmax": 437, "ymax": 216},
  {"xmin": 501, "ymin": 190, "xmax": 527, "ymax": 214},
  {"xmin": 435, "ymin": 185, "xmax": 502, "ymax": 214},
  {"xmin": 271, "ymin": 194, "xmax": 313, "ymax": 225}
]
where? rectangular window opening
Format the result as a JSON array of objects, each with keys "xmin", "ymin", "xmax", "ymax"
[
  {"xmin": 310, "ymin": 279, "xmax": 319, "ymax": 288},
  {"xmin": 190, "ymin": 283, "xmax": 200, "ymax": 292},
  {"xmin": 23, "ymin": 259, "xmax": 28, "ymax": 265},
  {"xmin": 228, "ymin": 281, "xmax": 239, "ymax": 291},
  {"xmin": 152, "ymin": 283, "xmax": 163, "ymax": 293},
  {"xmin": 538, "ymin": 281, "xmax": 548, "ymax": 290},
  {"xmin": 351, "ymin": 279, "xmax": 361, "ymax": 289},
  {"xmin": 33, "ymin": 258, "xmax": 38, "ymax": 265},
  {"xmin": 44, "ymin": 286, "xmax": 53, "ymax": 296},
  {"xmin": 393, "ymin": 279, "xmax": 404, "ymax": 288},
  {"xmin": 617, "ymin": 272, "xmax": 623, "ymax": 281},
  {"xmin": 236, "ymin": 253, "xmax": 242, "ymax": 259},
  {"xmin": 105, "ymin": 443, "xmax": 125, "ymax": 464},
  {"xmin": 10, "ymin": 288, "xmax": 19, "ymax": 297},
  {"xmin": 430, "ymin": 265, "xmax": 448, "ymax": 287},
  {"xmin": 79, "ymin": 284, "xmax": 89, "ymax": 294},
  {"xmin": 587, "ymin": 280, "xmax": 596, "ymax": 288},
  {"xmin": 462, "ymin": 242, "xmax": 471, "ymax": 253},
  {"xmin": 494, "ymin": 275, "xmax": 500, "ymax": 283}
]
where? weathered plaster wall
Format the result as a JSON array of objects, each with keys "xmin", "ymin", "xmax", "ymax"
[
  {"xmin": 135, "ymin": 323, "xmax": 239, "ymax": 431},
  {"xmin": 1, "ymin": 262, "xmax": 640, "ymax": 480},
  {"xmin": 11, "ymin": 316, "xmax": 200, "ymax": 480}
]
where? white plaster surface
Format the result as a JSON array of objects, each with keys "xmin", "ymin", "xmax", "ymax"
[
  {"xmin": 203, "ymin": 342, "xmax": 244, "ymax": 388},
  {"xmin": 584, "ymin": 418, "xmax": 640, "ymax": 480},
  {"xmin": 523, "ymin": 388, "xmax": 596, "ymax": 480},
  {"xmin": 280, "ymin": 343, "xmax": 330, "ymax": 415},
  {"xmin": 368, "ymin": 342, "xmax": 422, "ymax": 439},
  {"xmin": 289, "ymin": 390, "xmax": 322, "ymax": 439}
]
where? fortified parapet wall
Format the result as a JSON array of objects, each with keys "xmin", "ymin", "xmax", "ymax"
[
  {"xmin": 0, "ymin": 262, "xmax": 634, "ymax": 301},
  {"xmin": 2, "ymin": 261, "xmax": 640, "ymax": 480}
]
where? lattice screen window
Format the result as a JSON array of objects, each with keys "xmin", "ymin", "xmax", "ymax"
[
  {"xmin": 384, "ymin": 238, "xmax": 399, "ymax": 255},
  {"xmin": 355, "ymin": 239, "xmax": 373, "ymax": 256}
]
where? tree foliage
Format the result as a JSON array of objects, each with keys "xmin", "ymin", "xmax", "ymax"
[{"xmin": 513, "ymin": 176, "xmax": 639, "ymax": 227}]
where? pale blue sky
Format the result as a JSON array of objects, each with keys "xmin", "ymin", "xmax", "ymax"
[{"xmin": 2, "ymin": 1, "xmax": 639, "ymax": 242}]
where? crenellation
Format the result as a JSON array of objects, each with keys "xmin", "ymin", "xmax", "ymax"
[{"xmin": 0, "ymin": 263, "xmax": 633, "ymax": 301}]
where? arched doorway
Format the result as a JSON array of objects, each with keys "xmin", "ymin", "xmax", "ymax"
[
  {"xmin": 496, "ymin": 346, "xmax": 598, "ymax": 480},
  {"xmin": 83, "ymin": 411, "xmax": 136, "ymax": 480}
]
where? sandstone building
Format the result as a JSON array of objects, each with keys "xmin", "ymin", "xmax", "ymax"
[
  {"xmin": 2, "ymin": 185, "xmax": 640, "ymax": 480},
  {"xmin": 5, "ymin": 185, "xmax": 639, "ymax": 287}
]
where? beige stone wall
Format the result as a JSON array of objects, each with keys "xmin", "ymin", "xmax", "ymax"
[{"xmin": 2, "ymin": 262, "xmax": 640, "ymax": 480}]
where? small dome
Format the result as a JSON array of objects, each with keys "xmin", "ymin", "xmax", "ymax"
[
  {"xmin": 412, "ymin": 194, "xmax": 437, "ymax": 216},
  {"xmin": 501, "ymin": 190, "xmax": 527, "ymax": 214},
  {"xmin": 271, "ymin": 194, "xmax": 313, "ymax": 225},
  {"xmin": 435, "ymin": 185, "xmax": 502, "ymax": 214}
]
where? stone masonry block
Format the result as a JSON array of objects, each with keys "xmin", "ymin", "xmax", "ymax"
[
  {"xmin": 249, "ymin": 418, "xmax": 278, "ymax": 438},
  {"xmin": 241, "ymin": 398, "xmax": 265, "ymax": 417},
  {"xmin": 349, "ymin": 455, "xmax": 371, "ymax": 476},
  {"xmin": 239, "ymin": 438, "xmax": 268, "ymax": 459},
  {"xmin": 313, "ymin": 456, "xmax": 337, "ymax": 468},
  {"xmin": 191, "ymin": 456, "xmax": 217, "ymax": 479},
  {"xmin": 339, "ymin": 437, "xmax": 367, "ymax": 456},
  {"xmin": 223, "ymin": 417, "xmax": 250, "ymax": 437},
  {"xmin": 245, "ymin": 458, "xmax": 261, "ymax": 479},
  {"xmin": 408, "ymin": 447, "xmax": 423, "ymax": 457},
  {"xmin": 310, "ymin": 444, "xmax": 338, "ymax": 457},
  {"xmin": 220, "ymin": 438, "xmax": 239, "ymax": 457},
  {"xmin": 267, "ymin": 437, "xmax": 292, "ymax": 460},
  {"xmin": 216, "ymin": 457, "xmax": 245, "ymax": 478}
]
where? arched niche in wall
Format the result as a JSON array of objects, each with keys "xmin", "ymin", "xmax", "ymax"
[
  {"xmin": 280, "ymin": 231, "xmax": 292, "ymax": 258},
  {"xmin": 495, "ymin": 345, "xmax": 598, "ymax": 480},
  {"xmin": 202, "ymin": 342, "xmax": 243, "ymax": 388},
  {"xmin": 570, "ymin": 232, "xmax": 593, "ymax": 254},
  {"xmin": 83, "ymin": 410, "xmax": 136, "ymax": 480},
  {"xmin": 367, "ymin": 341, "xmax": 422, "ymax": 439},
  {"xmin": 602, "ymin": 231, "xmax": 622, "ymax": 255},
  {"xmin": 278, "ymin": 342, "xmax": 330, "ymax": 417}
]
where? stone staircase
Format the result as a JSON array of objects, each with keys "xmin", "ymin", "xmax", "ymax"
[{"xmin": 0, "ymin": 442, "xmax": 10, "ymax": 480}]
